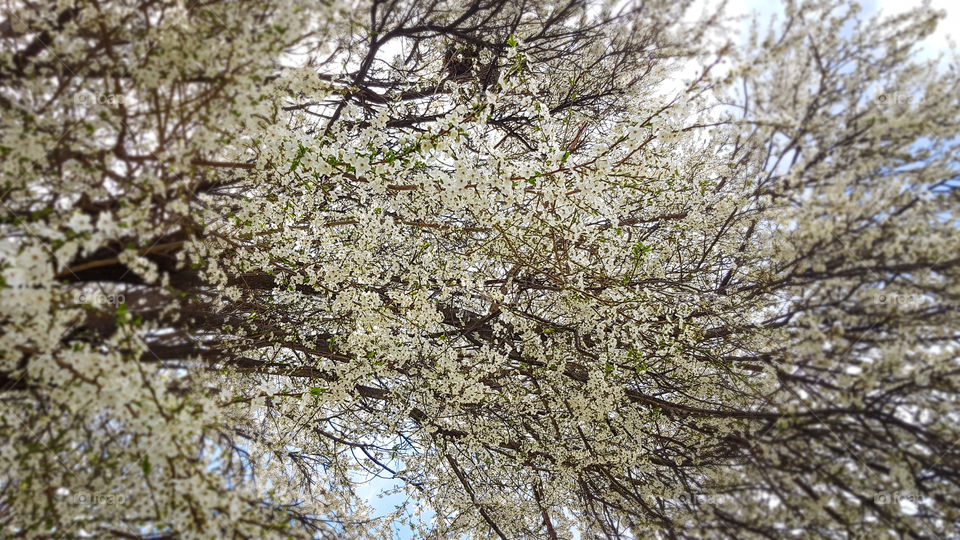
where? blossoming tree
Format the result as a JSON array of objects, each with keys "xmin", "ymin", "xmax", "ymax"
[{"xmin": 1, "ymin": 0, "xmax": 958, "ymax": 537}]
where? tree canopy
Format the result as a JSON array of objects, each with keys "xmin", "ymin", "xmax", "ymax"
[{"xmin": 1, "ymin": 0, "xmax": 959, "ymax": 537}]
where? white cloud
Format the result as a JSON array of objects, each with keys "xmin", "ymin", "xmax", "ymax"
[{"xmin": 872, "ymin": 0, "xmax": 956, "ymax": 60}]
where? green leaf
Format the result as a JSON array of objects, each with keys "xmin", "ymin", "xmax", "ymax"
[
  {"xmin": 140, "ymin": 455, "xmax": 151, "ymax": 477},
  {"xmin": 632, "ymin": 242, "xmax": 652, "ymax": 261},
  {"xmin": 290, "ymin": 141, "xmax": 308, "ymax": 171}
]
